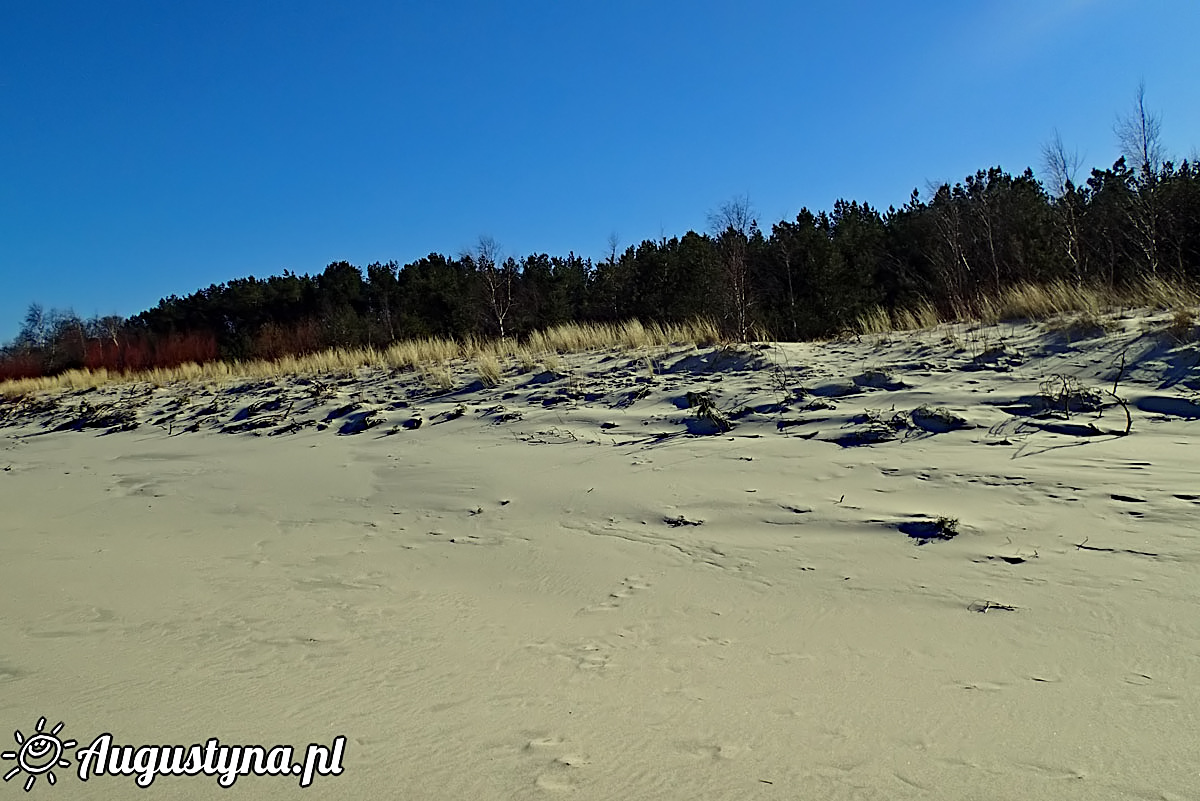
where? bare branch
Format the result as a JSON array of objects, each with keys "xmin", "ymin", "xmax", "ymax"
[
  {"xmin": 1040, "ymin": 129, "xmax": 1084, "ymax": 196},
  {"xmin": 1115, "ymin": 80, "xmax": 1164, "ymax": 176},
  {"xmin": 467, "ymin": 236, "xmax": 515, "ymax": 340},
  {"xmin": 605, "ymin": 232, "xmax": 620, "ymax": 266},
  {"xmin": 707, "ymin": 194, "xmax": 755, "ymax": 236},
  {"xmin": 708, "ymin": 195, "xmax": 757, "ymax": 341}
]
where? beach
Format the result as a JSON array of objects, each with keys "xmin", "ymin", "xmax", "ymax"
[{"xmin": 3, "ymin": 314, "xmax": 1199, "ymax": 799}]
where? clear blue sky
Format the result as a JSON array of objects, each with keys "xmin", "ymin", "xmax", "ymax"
[{"xmin": 3, "ymin": 0, "xmax": 1199, "ymax": 342}]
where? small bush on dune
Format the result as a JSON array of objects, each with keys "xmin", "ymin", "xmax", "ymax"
[
  {"xmin": 685, "ymin": 390, "xmax": 733, "ymax": 433},
  {"xmin": 1164, "ymin": 308, "xmax": 1198, "ymax": 341},
  {"xmin": 1038, "ymin": 373, "xmax": 1104, "ymax": 417}
]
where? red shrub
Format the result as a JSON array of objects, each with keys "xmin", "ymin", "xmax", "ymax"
[
  {"xmin": 0, "ymin": 352, "xmax": 45, "ymax": 382},
  {"xmin": 252, "ymin": 319, "xmax": 323, "ymax": 360},
  {"xmin": 80, "ymin": 330, "xmax": 220, "ymax": 374},
  {"xmin": 153, "ymin": 331, "xmax": 219, "ymax": 368}
]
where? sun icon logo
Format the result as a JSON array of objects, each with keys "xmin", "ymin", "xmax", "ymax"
[{"xmin": 1, "ymin": 718, "xmax": 76, "ymax": 792}]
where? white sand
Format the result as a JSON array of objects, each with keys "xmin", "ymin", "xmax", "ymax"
[{"xmin": 3, "ymin": 313, "xmax": 1199, "ymax": 799}]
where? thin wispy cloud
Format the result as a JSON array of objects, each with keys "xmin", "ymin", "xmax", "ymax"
[{"xmin": 961, "ymin": 0, "xmax": 1119, "ymax": 69}]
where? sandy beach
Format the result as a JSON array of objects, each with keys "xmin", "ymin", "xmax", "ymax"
[{"xmin": 3, "ymin": 313, "xmax": 1199, "ymax": 800}]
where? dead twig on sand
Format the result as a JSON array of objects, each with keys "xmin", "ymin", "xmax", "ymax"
[
  {"xmin": 968, "ymin": 600, "xmax": 1018, "ymax": 613},
  {"xmin": 1074, "ymin": 537, "xmax": 1159, "ymax": 558},
  {"xmin": 1105, "ymin": 352, "xmax": 1133, "ymax": 435}
]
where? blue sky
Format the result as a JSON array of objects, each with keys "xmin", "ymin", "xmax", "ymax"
[{"xmin": 3, "ymin": 0, "xmax": 1199, "ymax": 342}]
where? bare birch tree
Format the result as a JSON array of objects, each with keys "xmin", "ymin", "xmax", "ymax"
[
  {"xmin": 1041, "ymin": 129, "xmax": 1084, "ymax": 197},
  {"xmin": 468, "ymin": 235, "xmax": 516, "ymax": 340},
  {"xmin": 1041, "ymin": 130, "xmax": 1085, "ymax": 282},
  {"xmin": 1115, "ymin": 81, "xmax": 1165, "ymax": 274},
  {"xmin": 1115, "ymin": 80, "xmax": 1164, "ymax": 176},
  {"xmin": 708, "ymin": 194, "xmax": 756, "ymax": 341}
]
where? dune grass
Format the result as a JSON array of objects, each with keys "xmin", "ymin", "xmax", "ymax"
[
  {"xmin": 855, "ymin": 301, "xmax": 942, "ymax": 335},
  {"xmin": 855, "ymin": 277, "xmax": 1199, "ymax": 336},
  {"xmin": 5, "ymin": 279, "xmax": 1197, "ymax": 401},
  {"xmin": 0, "ymin": 318, "xmax": 723, "ymax": 399}
]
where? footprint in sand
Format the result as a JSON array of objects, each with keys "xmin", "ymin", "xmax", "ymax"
[
  {"xmin": 535, "ymin": 755, "xmax": 591, "ymax": 793},
  {"xmin": 677, "ymin": 739, "xmax": 743, "ymax": 761},
  {"xmin": 679, "ymin": 633, "xmax": 735, "ymax": 648},
  {"xmin": 571, "ymin": 642, "xmax": 609, "ymax": 671},
  {"xmin": 525, "ymin": 641, "xmax": 612, "ymax": 672},
  {"xmin": 579, "ymin": 576, "xmax": 650, "ymax": 614},
  {"xmin": 522, "ymin": 735, "xmax": 588, "ymax": 793},
  {"xmin": 524, "ymin": 736, "xmax": 566, "ymax": 751}
]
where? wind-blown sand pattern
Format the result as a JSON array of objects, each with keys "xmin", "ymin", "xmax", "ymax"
[{"xmin": 2, "ymin": 312, "xmax": 1199, "ymax": 799}]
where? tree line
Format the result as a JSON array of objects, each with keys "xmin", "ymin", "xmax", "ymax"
[{"xmin": 4, "ymin": 89, "xmax": 1198, "ymax": 381}]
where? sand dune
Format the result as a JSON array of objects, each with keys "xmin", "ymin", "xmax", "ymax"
[{"xmin": 2, "ymin": 312, "xmax": 1199, "ymax": 799}]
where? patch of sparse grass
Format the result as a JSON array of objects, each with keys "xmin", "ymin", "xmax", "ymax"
[
  {"xmin": 855, "ymin": 301, "xmax": 940, "ymax": 335},
  {"xmin": 475, "ymin": 351, "xmax": 502, "ymax": 386},
  {"xmin": 514, "ymin": 348, "xmax": 538, "ymax": 373},
  {"xmin": 894, "ymin": 302, "xmax": 942, "ymax": 332},
  {"xmin": 1137, "ymin": 275, "xmax": 1200, "ymax": 310},
  {"xmin": 384, "ymin": 338, "xmax": 460, "ymax": 370},
  {"xmin": 1164, "ymin": 307, "xmax": 1198, "ymax": 341},
  {"xmin": 1042, "ymin": 311, "xmax": 1115, "ymax": 340},
  {"xmin": 419, "ymin": 363, "xmax": 456, "ymax": 392},
  {"xmin": 974, "ymin": 281, "xmax": 1105, "ymax": 324},
  {"xmin": 856, "ymin": 307, "xmax": 893, "ymax": 336},
  {"xmin": 749, "ymin": 323, "xmax": 774, "ymax": 342},
  {"xmin": 934, "ymin": 516, "xmax": 960, "ymax": 538},
  {"xmin": 910, "ymin": 405, "xmax": 969, "ymax": 432},
  {"xmin": 860, "ymin": 407, "xmax": 913, "ymax": 438},
  {"xmin": 899, "ymin": 516, "xmax": 960, "ymax": 544},
  {"xmin": 526, "ymin": 318, "xmax": 720, "ymax": 353},
  {"xmin": 974, "ymin": 277, "xmax": 1199, "ymax": 326},
  {"xmin": 859, "ymin": 278, "xmax": 1200, "ymax": 337},
  {"xmin": 685, "ymin": 390, "xmax": 733, "ymax": 432}
]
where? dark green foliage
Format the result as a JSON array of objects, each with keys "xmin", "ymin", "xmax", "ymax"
[{"xmin": 6, "ymin": 148, "xmax": 1200, "ymax": 379}]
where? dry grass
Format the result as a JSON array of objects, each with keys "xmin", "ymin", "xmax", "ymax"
[
  {"xmin": 514, "ymin": 348, "xmax": 539, "ymax": 373},
  {"xmin": 527, "ymin": 319, "xmax": 720, "ymax": 353},
  {"xmin": 383, "ymin": 338, "xmax": 460, "ymax": 370},
  {"xmin": 1042, "ymin": 312, "xmax": 1115, "ymax": 340},
  {"xmin": 856, "ymin": 301, "xmax": 940, "ymax": 335},
  {"xmin": 475, "ymin": 351, "xmax": 502, "ymax": 386},
  {"xmin": 0, "ymin": 317, "xmax": 722, "ymax": 399},
  {"xmin": 855, "ymin": 277, "xmax": 1199, "ymax": 336},
  {"xmin": 6, "ymin": 279, "xmax": 1196, "ymax": 401},
  {"xmin": 974, "ymin": 277, "xmax": 1198, "ymax": 325},
  {"xmin": 973, "ymin": 282, "xmax": 1106, "ymax": 324},
  {"xmin": 1163, "ymin": 308, "xmax": 1198, "ymax": 341},
  {"xmin": 419, "ymin": 362, "xmax": 456, "ymax": 392}
]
